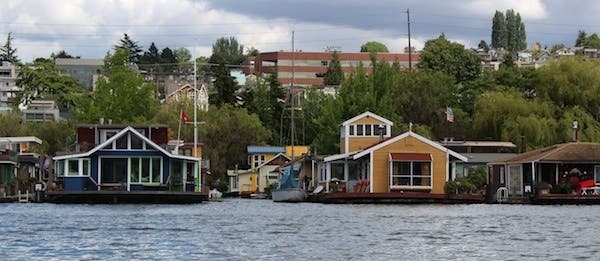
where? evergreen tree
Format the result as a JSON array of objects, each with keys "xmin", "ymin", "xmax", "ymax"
[
  {"xmin": 116, "ymin": 33, "xmax": 142, "ymax": 64},
  {"xmin": 159, "ymin": 47, "xmax": 177, "ymax": 72},
  {"xmin": 0, "ymin": 33, "xmax": 19, "ymax": 63},
  {"xmin": 491, "ymin": 10, "xmax": 526, "ymax": 52},
  {"xmin": 141, "ymin": 42, "xmax": 160, "ymax": 64},
  {"xmin": 491, "ymin": 11, "xmax": 506, "ymax": 49},
  {"xmin": 478, "ymin": 40, "xmax": 490, "ymax": 52},
  {"xmin": 576, "ymin": 30, "xmax": 587, "ymax": 47},
  {"xmin": 323, "ymin": 51, "xmax": 343, "ymax": 86},
  {"xmin": 211, "ymin": 64, "xmax": 238, "ymax": 106}
]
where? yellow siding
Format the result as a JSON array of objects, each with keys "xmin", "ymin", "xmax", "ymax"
[
  {"xmin": 258, "ymin": 165, "xmax": 279, "ymax": 192},
  {"xmin": 238, "ymin": 173, "xmax": 253, "ymax": 192},
  {"xmin": 371, "ymin": 135, "xmax": 447, "ymax": 194},
  {"xmin": 285, "ymin": 146, "xmax": 309, "ymax": 157},
  {"xmin": 352, "ymin": 117, "xmax": 386, "ymax": 125},
  {"xmin": 347, "ymin": 137, "xmax": 381, "ymax": 152}
]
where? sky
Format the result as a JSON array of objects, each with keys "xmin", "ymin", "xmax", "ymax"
[{"xmin": 1, "ymin": 0, "xmax": 598, "ymax": 62}]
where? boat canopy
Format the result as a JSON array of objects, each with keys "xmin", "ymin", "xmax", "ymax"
[{"xmin": 277, "ymin": 167, "xmax": 299, "ymax": 189}]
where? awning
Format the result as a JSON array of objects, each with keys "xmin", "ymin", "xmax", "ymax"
[{"xmin": 390, "ymin": 153, "xmax": 431, "ymax": 161}]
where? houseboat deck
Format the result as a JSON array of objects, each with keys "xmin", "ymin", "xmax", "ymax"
[
  {"xmin": 45, "ymin": 191, "xmax": 209, "ymax": 204},
  {"xmin": 309, "ymin": 192, "xmax": 485, "ymax": 204},
  {"xmin": 531, "ymin": 194, "xmax": 600, "ymax": 205}
]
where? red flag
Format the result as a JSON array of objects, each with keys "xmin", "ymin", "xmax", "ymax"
[{"xmin": 181, "ymin": 111, "xmax": 190, "ymax": 123}]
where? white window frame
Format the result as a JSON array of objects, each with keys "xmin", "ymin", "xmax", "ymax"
[
  {"xmin": 507, "ymin": 164, "xmax": 523, "ymax": 195},
  {"xmin": 65, "ymin": 158, "xmax": 91, "ymax": 176},
  {"xmin": 129, "ymin": 157, "xmax": 163, "ymax": 184},
  {"xmin": 389, "ymin": 160, "xmax": 433, "ymax": 189}
]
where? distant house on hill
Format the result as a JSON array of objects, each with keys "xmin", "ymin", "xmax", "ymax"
[{"xmin": 164, "ymin": 83, "xmax": 209, "ymax": 111}]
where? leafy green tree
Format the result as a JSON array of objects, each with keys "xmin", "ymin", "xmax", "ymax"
[
  {"xmin": 209, "ymin": 37, "xmax": 245, "ymax": 66},
  {"xmin": 211, "ymin": 64, "xmax": 238, "ymax": 106},
  {"xmin": 360, "ymin": 41, "xmax": 389, "ymax": 53},
  {"xmin": 195, "ymin": 56, "xmax": 211, "ymax": 74},
  {"xmin": 583, "ymin": 33, "xmax": 600, "ymax": 49},
  {"xmin": 198, "ymin": 104, "xmax": 270, "ymax": 188},
  {"xmin": 174, "ymin": 47, "xmax": 192, "ymax": 72},
  {"xmin": 0, "ymin": 32, "xmax": 19, "ymax": 63},
  {"xmin": 0, "ymin": 112, "xmax": 25, "ymax": 136},
  {"xmin": 240, "ymin": 74, "xmax": 285, "ymax": 144},
  {"xmin": 313, "ymin": 62, "xmax": 400, "ymax": 154},
  {"xmin": 301, "ymin": 87, "xmax": 333, "ymax": 147},
  {"xmin": 324, "ymin": 51, "xmax": 343, "ymax": 86},
  {"xmin": 246, "ymin": 47, "xmax": 260, "ymax": 57},
  {"xmin": 549, "ymin": 43, "xmax": 566, "ymax": 54},
  {"xmin": 116, "ymin": 33, "xmax": 142, "ymax": 64},
  {"xmin": 418, "ymin": 34, "xmax": 482, "ymax": 83},
  {"xmin": 27, "ymin": 121, "xmax": 75, "ymax": 156},
  {"xmin": 75, "ymin": 48, "xmax": 159, "ymax": 123},
  {"xmin": 16, "ymin": 59, "xmax": 87, "ymax": 109}
]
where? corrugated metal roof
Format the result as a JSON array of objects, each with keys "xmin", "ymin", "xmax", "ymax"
[{"xmin": 247, "ymin": 145, "xmax": 285, "ymax": 154}]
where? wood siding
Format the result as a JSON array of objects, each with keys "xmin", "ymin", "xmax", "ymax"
[{"xmin": 371, "ymin": 135, "xmax": 448, "ymax": 194}]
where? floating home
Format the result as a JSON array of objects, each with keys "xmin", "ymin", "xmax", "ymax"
[
  {"xmin": 49, "ymin": 124, "xmax": 207, "ymax": 203},
  {"xmin": 313, "ymin": 112, "xmax": 483, "ymax": 204}
]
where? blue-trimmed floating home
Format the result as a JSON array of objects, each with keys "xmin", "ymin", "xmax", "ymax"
[{"xmin": 50, "ymin": 125, "xmax": 207, "ymax": 203}]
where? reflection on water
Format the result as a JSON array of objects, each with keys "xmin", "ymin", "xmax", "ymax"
[{"xmin": 0, "ymin": 199, "xmax": 599, "ymax": 260}]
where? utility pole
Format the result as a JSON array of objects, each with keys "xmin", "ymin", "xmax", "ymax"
[
  {"xmin": 291, "ymin": 30, "xmax": 295, "ymax": 160},
  {"xmin": 406, "ymin": 8, "xmax": 412, "ymax": 70}
]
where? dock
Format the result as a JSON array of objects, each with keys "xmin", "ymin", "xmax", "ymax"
[
  {"xmin": 45, "ymin": 191, "xmax": 209, "ymax": 204},
  {"xmin": 309, "ymin": 192, "xmax": 485, "ymax": 204}
]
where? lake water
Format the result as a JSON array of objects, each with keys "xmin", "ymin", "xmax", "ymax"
[{"xmin": 0, "ymin": 199, "xmax": 598, "ymax": 260}]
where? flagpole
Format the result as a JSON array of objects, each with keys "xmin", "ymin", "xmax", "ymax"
[
  {"xmin": 193, "ymin": 58, "xmax": 199, "ymax": 192},
  {"xmin": 177, "ymin": 109, "xmax": 183, "ymax": 154}
]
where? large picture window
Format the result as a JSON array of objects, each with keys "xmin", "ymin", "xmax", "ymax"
[
  {"xmin": 390, "ymin": 161, "xmax": 432, "ymax": 189},
  {"xmin": 130, "ymin": 157, "xmax": 162, "ymax": 184}
]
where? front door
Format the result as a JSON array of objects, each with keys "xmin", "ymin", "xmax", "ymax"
[
  {"xmin": 100, "ymin": 158, "xmax": 128, "ymax": 189},
  {"xmin": 507, "ymin": 165, "xmax": 523, "ymax": 196}
]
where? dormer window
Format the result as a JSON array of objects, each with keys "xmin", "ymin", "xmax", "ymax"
[{"xmin": 349, "ymin": 124, "xmax": 388, "ymax": 137}]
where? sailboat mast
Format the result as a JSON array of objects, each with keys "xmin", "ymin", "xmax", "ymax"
[{"xmin": 291, "ymin": 30, "xmax": 295, "ymax": 160}]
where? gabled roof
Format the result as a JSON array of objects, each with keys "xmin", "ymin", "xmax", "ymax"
[
  {"xmin": 341, "ymin": 111, "xmax": 393, "ymax": 127},
  {"xmin": 256, "ymin": 153, "xmax": 291, "ymax": 169},
  {"xmin": 353, "ymin": 131, "xmax": 468, "ymax": 162},
  {"xmin": 165, "ymin": 83, "xmax": 208, "ymax": 100},
  {"xmin": 491, "ymin": 142, "xmax": 600, "ymax": 164},
  {"xmin": 53, "ymin": 126, "xmax": 198, "ymax": 161}
]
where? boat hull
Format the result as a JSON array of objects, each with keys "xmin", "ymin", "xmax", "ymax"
[{"xmin": 272, "ymin": 188, "xmax": 307, "ymax": 202}]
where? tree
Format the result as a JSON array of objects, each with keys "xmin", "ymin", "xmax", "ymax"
[
  {"xmin": 211, "ymin": 64, "xmax": 238, "ymax": 106},
  {"xmin": 491, "ymin": 10, "xmax": 526, "ymax": 52},
  {"xmin": 209, "ymin": 37, "xmax": 245, "ymax": 66},
  {"xmin": 51, "ymin": 50, "xmax": 75, "ymax": 59},
  {"xmin": 0, "ymin": 32, "xmax": 19, "ymax": 63},
  {"xmin": 583, "ymin": 33, "xmax": 600, "ymax": 49},
  {"xmin": 16, "ymin": 59, "xmax": 87, "ymax": 109},
  {"xmin": 491, "ymin": 11, "xmax": 506, "ymax": 49},
  {"xmin": 75, "ymin": 48, "xmax": 159, "ymax": 123},
  {"xmin": 576, "ymin": 30, "xmax": 587, "ymax": 47},
  {"xmin": 549, "ymin": 43, "xmax": 566, "ymax": 54},
  {"xmin": 478, "ymin": 40, "xmax": 490, "ymax": 52},
  {"xmin": 360, "ymin": 41, "xmax": 389, "ymax": 53},
  {"xmin": 246, "ymin": 47, "xmax": 260, "ymax": 57},
  {"xmin": 174, "ymin": 47, "xmax": 192, "ymax": 73},
  {"xmin": 140, "ymin": 42, "xmax": 160, "ymax": 64},
  {"xmin": 159, "ymin": 47, "xmax": 177, "ymax": 72},
  {"xmin": 198, "ymin": 104, "xmax": 270, "ymax": 189},
  {"xmin": 324, "ymin": 51, "xmax": 343, "ymax": 86},
  {"xmin": 116, "ymin": 33, "xmax": 142, "ymax": 64},
  {"xmin": 418, "ymin": 34, "xmax": 482, "ymax": 83}
]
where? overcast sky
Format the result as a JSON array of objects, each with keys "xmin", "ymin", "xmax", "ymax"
[{"xmin": 1, "ymin": 0, "xmax": 598, "ymax": 62}]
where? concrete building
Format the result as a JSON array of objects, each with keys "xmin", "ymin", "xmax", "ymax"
[
  {"xmin": 0, "ymin": 61, "xmax": 20, "ymax": 111},
  {"xmin": 21, "ymin": 100, "xmax": 60, "ymax": 122},
  {"xmin": 55, "ymin": 58, "xmax": 103, "ymax": 90},
  {"xmin": 251, "ymin": 51, "xmax": 420, "ymax": 87}
]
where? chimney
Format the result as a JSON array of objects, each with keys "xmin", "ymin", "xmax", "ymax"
[
  {"xmin": 572, "ymin": 120, "xmax": 578, "ymax": 142},
  {"xmin": 99, "ymin": 117, "xmax": 104, "ymax": 125}
]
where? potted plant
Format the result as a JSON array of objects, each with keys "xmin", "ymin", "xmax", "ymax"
[{"xmin": 535, "ymin": 182, "xmax": 552, "ymax": 195}]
